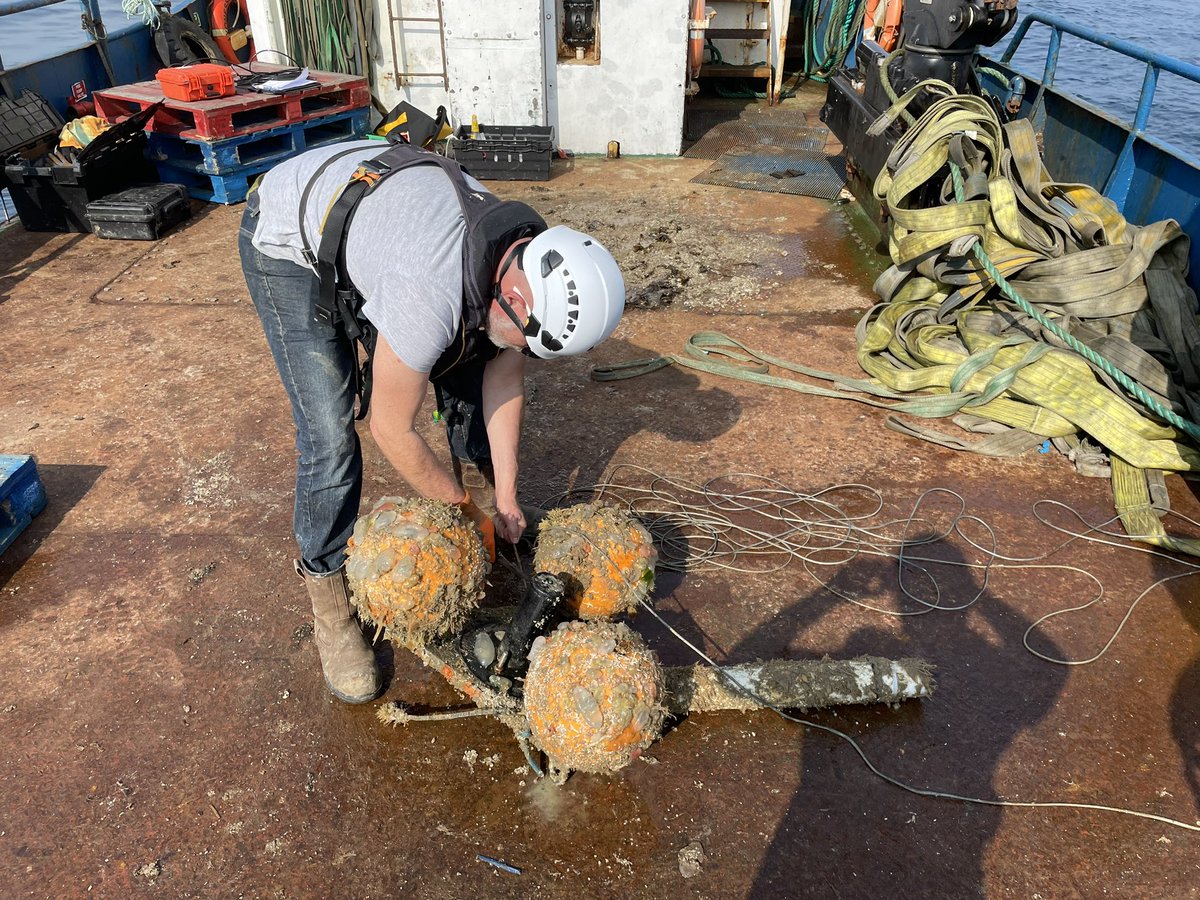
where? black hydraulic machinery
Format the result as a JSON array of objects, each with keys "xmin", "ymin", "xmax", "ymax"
[{"xmin": 822, "ymin": 0, "xmax": 1021, "ymax": 220}]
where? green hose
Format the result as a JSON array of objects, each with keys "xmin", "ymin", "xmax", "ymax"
[
  {"xmin": 880, "ymin": 46, "xmax": 917, "ymax": 126},
  {"xmin": 803, "ymin": 0, "xmax": 867, "ymax": 83}
]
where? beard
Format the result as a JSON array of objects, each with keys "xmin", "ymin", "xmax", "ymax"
[{"xmin": 485, "ymin": 315, "xmax": 525, "ymax": 351}]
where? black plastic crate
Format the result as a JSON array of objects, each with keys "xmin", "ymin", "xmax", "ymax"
[
  {"xmin": 87, "ymin": 183, "xmax": 192, "ymax": 240},
  {"xmin": 0, "ymin": 91, "xmax": 64, "ymax": 159},
  {"xmin": 449, "ymin": 125, "xmax": 555, "ymax": 181},
  {"xmin": 3, "ymin": 103, "xmax": 162, "ymax": 233}
]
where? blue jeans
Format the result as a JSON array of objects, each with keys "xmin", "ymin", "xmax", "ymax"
[
  {"xmin": 240, "ymin": 202, "xmax": 361, "ymax": 574},
  {"xmin": 239, "ymin": 201, "xmax": 492, "ymax": 574}
]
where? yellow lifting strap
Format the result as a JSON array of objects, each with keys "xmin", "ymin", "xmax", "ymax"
[
  {"xmin": 598, "ymin": 84, "xmax": 1200, "ymax": 559},
  {"xmin": 864, "ymin": 84, "xmax": 1200, "ymax": 556}
]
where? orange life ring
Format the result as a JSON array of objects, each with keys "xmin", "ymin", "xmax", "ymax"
[
  {"xmin": 211, "ymin": 0, "xmax": 254, "ymax": 64},
  {"xmin": 865, "ymin": 0, "xmax": 903, "ymax": 52}
]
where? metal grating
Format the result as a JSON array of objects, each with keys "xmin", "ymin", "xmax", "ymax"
[
  {"xmin": 683, "ymin": 107, "xmax": 746, "ymax": 142},
  {"xmin": 684, "ymin": 121, "xmax": 830, "ymax": 160},
  {"xmin": 690, "ymin": 147, "xmax": 848, "ymax": 201}
]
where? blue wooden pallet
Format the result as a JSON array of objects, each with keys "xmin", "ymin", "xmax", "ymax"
[
  {"xmin": 149, "ymin": 107, "xmax": 370, "ymax": 203},
  {"xmin": 152, "ymin": 159, "xmax": 270, "ymax": 204},
  {"xmin": 0, "ymin": 455, "xmax": 47, "ymax": 556}
]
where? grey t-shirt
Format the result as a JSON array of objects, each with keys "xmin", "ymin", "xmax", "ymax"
[{"xmin": 251, "ymin": 140, "xmax": 488, "ymax": 373}]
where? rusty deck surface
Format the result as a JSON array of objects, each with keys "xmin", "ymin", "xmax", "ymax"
[{"xmin": 3, "ymin": 101, "xmax": 1200, "ymax": 898}]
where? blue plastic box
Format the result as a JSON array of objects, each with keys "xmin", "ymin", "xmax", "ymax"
[{"xmin": 0, "ymin": 455, "xmax": 48, "ymax": 555}]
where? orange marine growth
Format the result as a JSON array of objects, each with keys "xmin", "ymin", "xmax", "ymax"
[
  {"xmin": 532, "ymin": 502, "xmax": 657, "ymax": 619},
  {"xmin": 524, "ymin": 620, "xmax": 667, "ymax": 773},
  {"xmin": 344, "ymin": 497, "xmax": 489, "ymax": 648}
]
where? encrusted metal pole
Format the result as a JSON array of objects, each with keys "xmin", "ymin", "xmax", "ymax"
[{"xmin": 664, "ymin": 656, "xmax": 935, "ymax": 715}]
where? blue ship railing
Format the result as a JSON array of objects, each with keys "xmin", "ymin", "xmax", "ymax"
[{"xmin": 998, "ymin": 10, "xmax": 1200, "ymax": 210}]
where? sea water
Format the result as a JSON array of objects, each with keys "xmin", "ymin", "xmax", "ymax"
[{"xmin": 1011, "ymin": 0, "xmax": 1200, "ymax": 157}]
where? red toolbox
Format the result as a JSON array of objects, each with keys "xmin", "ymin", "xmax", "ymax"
[{"xmin": 155, "ymin": 64, "xmax": 236, "ymax": 102}]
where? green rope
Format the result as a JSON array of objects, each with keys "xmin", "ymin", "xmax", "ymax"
[
  {"xmin": 948, "ymin": 162, "xmax": 1200, "ymax": 444},
  {"xmin": 281, "ymin": 0, "xmax": 364, "ymax": 74},
  {"xmin": 803, "ymin": 0, "xmax": 867, "ymax": 83},
  {"xmin": 976, "ymin": 66, "xmax": 1011, "ymax": 89}
]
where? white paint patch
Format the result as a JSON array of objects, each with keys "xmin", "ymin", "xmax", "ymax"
[
  {"xmin": 724, "ymin": 664, "xmax": 762, "ymax": 694},
  {"xmin": 849, "ymin": 661, "xmax": 875, "ymax": 694}
]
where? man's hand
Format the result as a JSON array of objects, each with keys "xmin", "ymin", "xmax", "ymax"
[
  {"xmin": 493, "ymin": 498, "xmax": 526, "ymax": 544},
  {"xmin": 457, "ymin": 491, "xmax": 497, "ymax": 562}
]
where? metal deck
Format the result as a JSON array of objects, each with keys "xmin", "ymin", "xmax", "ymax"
[{"xmin": 2, "ymin": 92, "xmax": 1200, "ymax": 897}]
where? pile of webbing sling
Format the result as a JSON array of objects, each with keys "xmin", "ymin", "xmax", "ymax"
[
  {"xmin": 860, "ymin": 80, "xmax": 1200, "ymax": 555},
  {"xmin": 595, "ymin": 80, "xmax": 1200, "ymax": 557}
]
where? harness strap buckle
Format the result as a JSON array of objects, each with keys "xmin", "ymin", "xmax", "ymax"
[
  {"xmin": 314, "ymin": 302, "xmax": 338, "ymax": 325},
  {"xmin": 351, "ymin": 158, "xmax": 392, "ymax": 190}
]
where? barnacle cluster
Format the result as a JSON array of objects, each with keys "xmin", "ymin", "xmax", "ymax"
[
  {"xmin": 523, "ymin": 620, "xmax": 667, "ymax": 773},
  {"xmin": 345, "ymin": 497, "xmax": 488, "ymax": 648},
  {"xmin": 532, "ymin": 503, "xmax": 657, "ymax": 619}
]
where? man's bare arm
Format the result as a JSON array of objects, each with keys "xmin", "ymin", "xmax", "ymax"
[
  {"xmin": 482, "ymin": 348, "xmax": 527, "ymax": 541},
  {"xmin": 368, "ymin": 334, "xmax": 464, "ymax": 503}
]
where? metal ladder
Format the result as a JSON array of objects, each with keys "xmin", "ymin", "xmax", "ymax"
[{"xmin": 387, "ymin": 0, "xmax": 450, "ymax": 90}]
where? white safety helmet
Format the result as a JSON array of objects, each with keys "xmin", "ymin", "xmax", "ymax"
[{"xmin": 509, "ymin": 226, "xmax": 625, "ymax": 359}]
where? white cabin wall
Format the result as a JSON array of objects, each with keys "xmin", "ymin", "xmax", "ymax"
[
  {"xmin": 246, "ymin": 0, "xmax": 689, "ymax": 155},
  {"xmin": 550, "ymin": 0, "xmax": 688, "ymax": 155},
  {"xmin": 442, "ymin": 1, "xmax": 546, "ymax": 127},
  {"xmin": 242, "ymin": 0, "xmax": 289, "ymax": 63},
  {"xmin": 361, "ymin": 0, "xmax": 547, "ymax": 129},
  {"xmin": 707, "ymin": 2, "xmax": 768, "ymax": 67}
]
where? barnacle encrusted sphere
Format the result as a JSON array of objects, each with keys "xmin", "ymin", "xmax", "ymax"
[
  {"xmin": 345, "ymin": 497, "xmax": 488, "ymax": 647},
  {"xmin": 532, "ymin": 502, "xmax": 657, "ymax": 619},
  {"xmin": 524, "ymin": 620, "xmax": 667, "ymax": 774}
]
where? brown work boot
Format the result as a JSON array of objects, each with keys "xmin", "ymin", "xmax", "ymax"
[
  {"xmin": 452, "ymin": 458, "xmax": 546, "ymax": 543},
  {"xmin": 295, "ymin": 560, "xmax": 382, "ymax": 704}
]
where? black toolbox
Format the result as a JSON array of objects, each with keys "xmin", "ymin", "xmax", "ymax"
[
  {"xmin": 3, "ymin": 102, "xmax": 161, "ymax": 233},
  {"xmin": 449, "ymin": 125, "xmax": 555, "ymax": 181},
  {"xmin": 86, "ymin": 183, "xmax": 192, "ymax": 240}
]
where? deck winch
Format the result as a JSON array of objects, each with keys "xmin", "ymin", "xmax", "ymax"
[{"xmin": 822, "ymin": 0, "xmax": 1019, "ymax": 214}]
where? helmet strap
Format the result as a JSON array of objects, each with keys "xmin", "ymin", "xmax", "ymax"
[
  {"xmin": 492, "ymin": 239, "xmax": 562, "ymax": 354},
  {"xmin": 494, "ymin": 289, "xmax": 541, "ymax": 338},
  {"xmin": 493, "ymin": 242, "xmax": 542, "ymax": 338}
]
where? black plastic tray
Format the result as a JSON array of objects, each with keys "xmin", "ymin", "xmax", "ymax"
[
  {"xmin": 0, "ymin": 91, "xmax": 64, "ymax": 159},
  {"xmin": 450, "ymin": 124, "xmax": 555, "ymax": 181}
]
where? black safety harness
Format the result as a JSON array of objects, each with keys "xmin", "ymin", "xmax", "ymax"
[{"xmin": 298, "ymin": 139, "xmax": 546, "ymax": 419}]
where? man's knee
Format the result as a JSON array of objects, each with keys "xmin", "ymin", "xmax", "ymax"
[{"xmin": 298, "ymin": 411, "xmax": 358, "ymax": 462}]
